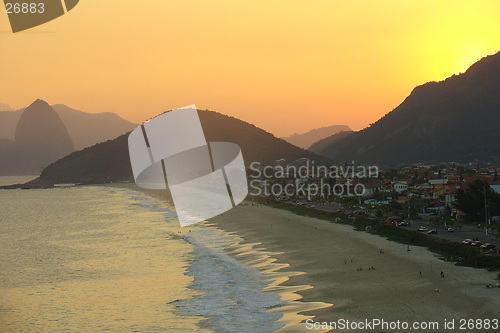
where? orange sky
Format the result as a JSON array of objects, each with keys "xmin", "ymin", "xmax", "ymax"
[{"xmin": 1, "ymin": 0, "xmax": 500, "ymax": 137}]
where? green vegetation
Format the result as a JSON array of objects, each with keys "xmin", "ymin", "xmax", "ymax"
[{"xmin": 455, "ymin": 179, "xmax": 500, "ymax": 222}]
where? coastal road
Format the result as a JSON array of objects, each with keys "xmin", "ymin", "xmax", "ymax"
[
  {"xmin": 405, "ymin": 220, "xmax": 500, "ymax": 250},
  {"xmin": 289, "ymin": 200, "xmax": 500, "ymax": 251}
]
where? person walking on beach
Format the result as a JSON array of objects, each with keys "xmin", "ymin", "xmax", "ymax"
[
  {"xmin": 419, "ymin": 271, "xmax": 422, "ymax": 278},
  {"xmin": 440, "ymin": 271, "xmax": 445, "ymax": 278},
  {"xmin": 344, "ymin": 258, "xmax": 347, "ymax": 264}
]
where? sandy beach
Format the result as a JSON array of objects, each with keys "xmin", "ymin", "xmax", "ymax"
[
  {"xmin": 208, "ymin": 203, "xmax": 500, "ymax": 332},
  {"xmin": 110, "ymin": 184, "xmax": 499, "ymax": 332}
]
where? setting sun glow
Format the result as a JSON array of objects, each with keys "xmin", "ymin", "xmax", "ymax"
[{"xmin": 1, "ymin": 0, "xmax": 499, "ymax": 136}]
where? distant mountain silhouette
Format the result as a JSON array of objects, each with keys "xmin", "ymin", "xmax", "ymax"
[
  {"xmin": 0, "ymin": 103, "xmax": 13, "ymax": 111},
  {"xmin": 309, "ymin": 130, "xmax": 353, "ymax": 154},
  {"xmin": 0, "ymin": 110, "xmax": 22, "ymax": 143},
  {"xmin": 52, "ymin": 104, "xmax": 137, "ymax": 149},
  {"xmin": 0, "ymin": 138, "xmax": 16, "ymax": 174},
  {"xmin": 316, "ymin": 51, "xmax": 500, "ymax": 166},
  {"xmin": 0, "ymin": 104, "xmax": 137, "ymax": 150},
  {"xmin": 13, "ymin": 100, "xmax": 74, "ymax": 175},
  {"xmin": 33, "ymin": 109, "xmax": 330, "ymax": 185},
  {"xmin": 282, "ymin": 124, "xmax": 351, "ymax": 149}
]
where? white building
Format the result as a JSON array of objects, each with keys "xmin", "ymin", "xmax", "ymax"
[
  {"xmin": 491, "ymin": 184, "xmax": 500, "ymax": 194},
  {"xmin": 393, "ymin": 182, "xmax": 408, "ymax": 193}
]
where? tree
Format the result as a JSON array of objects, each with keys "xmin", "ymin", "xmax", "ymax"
[{"xmin": 454, "ymin": 179, "xmax": 500, "ymax": 222}]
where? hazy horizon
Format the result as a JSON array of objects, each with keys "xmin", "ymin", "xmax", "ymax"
[{"xmin": 1, "ymin": 1, "xmax": 500, "ymax": 137}]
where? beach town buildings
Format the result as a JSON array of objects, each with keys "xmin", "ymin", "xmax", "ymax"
[{"xmin": 252, "ymin": 159, "xmax": 500, "ymax": 221}]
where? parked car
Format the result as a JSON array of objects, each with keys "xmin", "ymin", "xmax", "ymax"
[
  {"xmin": 418, "ymin": 226, "xmax": 429, "ymax": 232},
  {"xmin": 462, "ymin": 239, "xmax": 474, "ymax": 245},
  {"xmin": 427, "ymin": 229, "xmax": 438, "ymax": 234},
  {"xmin": 471, "ymin": 241, "xmax": 483, "ymax": 247},
  {"xmin": 447, "ymin": 227, "xmax": 454, "ymax": 232},
  {"xmin": 480, "ymin": 243, "xmax": 496, "ymax": 251},
  {"xmin": 385, "ymin": 218, "xmax": 401, "ymax": 226}
]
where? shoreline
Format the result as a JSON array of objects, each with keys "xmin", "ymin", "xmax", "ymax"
[
  {"xmin": 108, "ymin": 183, "xmax": 333, "ymax": 332},
  {"xmin": 6, "ymin": 181, "xmax": 500, "ymax": 331},
  {"xmin": 210, "ymin": 203, "xmax": 500, "ymax": 331},
  {"xmin": 205, "ymin": 220, "xmax": 333, "ymax": 332},
  {"xmin": 109, "ymin": 183, "xmax": 500, "ymax": 331}
]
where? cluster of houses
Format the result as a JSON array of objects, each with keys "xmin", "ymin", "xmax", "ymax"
[
  {"xmin": 361, "ymin": 164, "xmax": 500, "ymax": 215},
  {"xmin": 253, "ymin": 159, "xmax": 500, "ymax": 217}
]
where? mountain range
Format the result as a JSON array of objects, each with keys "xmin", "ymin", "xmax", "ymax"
[
  {"xmin": 8, "ymin": 51, "xmax": 500, "ymax": 181},
  {"xmin": 308, "ymin": 130, "xmax": 353, "ymax": 154},
  {"xmin": 312, "ymin": 51, "xmax": 500, "ymax": 166},
  {"xmin": 0, "ymin": 103, "xmax": 13, "ymax": 111},
  {"xmin": 0, "ymin": 103, "xmax": 137, "ymax": 150},
  {"xmin": 33, "ymin": 110, "xmax": 330, "ymax": 185},
  {"xmin": 0, "ymin": 101, "xmax": 137, "ymax": 175},
  {"xmin": 282, "ymin": 124, "xmax": 351, "ymax": 149}
]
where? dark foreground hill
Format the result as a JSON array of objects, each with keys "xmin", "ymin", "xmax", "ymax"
[
  {"xmin": 32, "ymin": 110, "xmax": 330, "ymax": 185},
  {"xmin": 316, "ymin": 51, "xmax": 500, "ymax": 166}
]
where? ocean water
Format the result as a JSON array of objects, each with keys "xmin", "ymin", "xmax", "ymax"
[
  {"xmin": 0, "ymin": 183, "xmax": 284, "ymax": 332},
  {"xmin": 178, "ymin": 229, "xmax": 284, "ymax": 332}
]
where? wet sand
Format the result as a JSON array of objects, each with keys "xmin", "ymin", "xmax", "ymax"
[
  {"xmin": 127, "ymin": 186, "xmax": 333, "ymax": 332},
  {"xmin": 117, "ymin": 183, "xmax": 499, "ymax": 332},
  {"xmin": 209, "ymin": 204, "xmax": 500, "ymax": 332}
]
